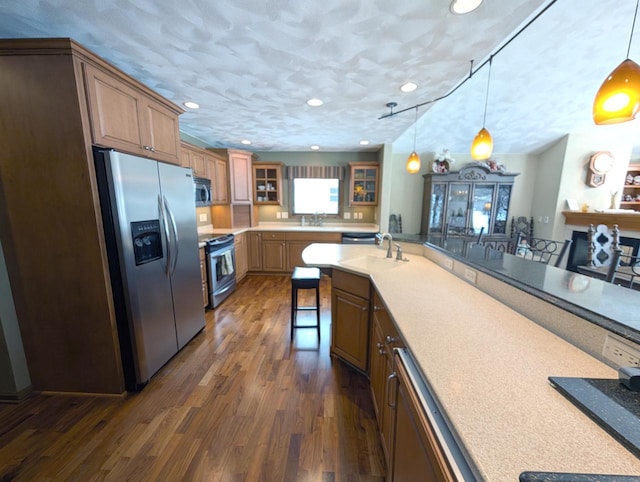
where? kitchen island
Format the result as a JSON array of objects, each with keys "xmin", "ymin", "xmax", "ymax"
[{"xmin": 302, "ymin": 243, "xmax": 640, "ymax": 480}]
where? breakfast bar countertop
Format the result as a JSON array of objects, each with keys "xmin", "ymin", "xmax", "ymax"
[{"xmin": 302, "ymin": 243, "xmax": 640, "ymax": 481}]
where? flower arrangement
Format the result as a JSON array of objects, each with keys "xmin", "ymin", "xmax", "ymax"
[
  {"xmin": 484, "ymin": 158, "xmax": 506, "ymax": 172},
  {"xmin": 432, "ymin": 149, "xmax": 455, "ymax": 173}
]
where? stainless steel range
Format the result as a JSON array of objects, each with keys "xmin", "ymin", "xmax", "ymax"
[{"xmin": 204, "ymin": 234, "xmax": 236, "ymax": 308}]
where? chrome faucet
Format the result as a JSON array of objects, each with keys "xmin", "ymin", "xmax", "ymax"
[
  {"xmin": 313, "ymin": 210, "xmax": 325, "ymax": 226},
  {"xmin": 381, "ymin": 232, "xmax": 393, "ymax": 258}
]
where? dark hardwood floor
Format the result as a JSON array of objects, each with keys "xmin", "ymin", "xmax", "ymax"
[{"xmin": 0, "ymin": 275, "xmax": 386, "ymax": 481}]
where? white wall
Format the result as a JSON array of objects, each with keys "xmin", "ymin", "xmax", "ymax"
[
  {"xmin": 532, "ymin": 136, "xmax": 568, "ymax": 239},
  {"xmin": 383, "ymin": 148, "xmax": 540, "ymax": 235}
]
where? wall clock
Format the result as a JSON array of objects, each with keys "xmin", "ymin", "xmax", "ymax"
[{"xmin": 586, "ymin": 151, "xmax": 614, "ymax": 187}]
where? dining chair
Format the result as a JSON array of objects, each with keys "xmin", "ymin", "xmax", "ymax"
[
  {"xmin": 586, "ymin": 223, "xmax": 621, "ymax": 267},
  {"xmin": 604, "ymin": 249, "xmax": 640, "ymax": 289},
  {"xmin": 514, "ymin": 233, "xmax": 572, "ymax": 268}
]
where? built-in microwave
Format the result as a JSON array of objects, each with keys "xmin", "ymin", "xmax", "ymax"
[{"xmin": 194, "ymin": 177, "xmax": 212, "ymax": 206}]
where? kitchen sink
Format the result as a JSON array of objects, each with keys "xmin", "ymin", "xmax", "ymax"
[{"xmin": 340, "ymin": 255, "xmax": 406, "ymax": 272}]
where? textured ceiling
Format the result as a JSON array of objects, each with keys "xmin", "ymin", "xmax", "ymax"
[{"xmin": 0, "ymin": 0, "xmax": 638, "ymax": 155}]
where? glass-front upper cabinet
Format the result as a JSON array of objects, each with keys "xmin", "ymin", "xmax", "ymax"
[
  {"xmin": 420, "ymin": 163, "xmax": 518, "ymax": 237},
  {"xmin": 253, "ymin": 162, "xmax": 283, "ymax": 205},
  {"xmin": 349, "ymin": 162, "xmax": 379, "ymax": 206}
]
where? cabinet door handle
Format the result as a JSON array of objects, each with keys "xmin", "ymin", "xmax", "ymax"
[
  {"xmin": 386, "ymin": 372, "xmax": 398, "ymax": 408},
  {"xmin": 386, "ymin": 335, "xmax": 398, "ymax": 344},
  {"xmin": 378, "ymin": 349, "xmax": 385, "ymax": 355},
  {"xmin": 361, "ymin": 306, "xmax": 367, "ymax": 312},
  {"xmin": 373, "ymin": 305, "xmax": 382, "ymax": 312},
  {"xmin": 376, "ymin": 342, "xmax": 384, "ymax": 349}
]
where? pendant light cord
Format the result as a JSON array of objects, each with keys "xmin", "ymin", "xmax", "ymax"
[
  {"xmin": 413, "ymin": 106, "xmax": 418, "ymax": 150},
  {"xmin": 482, "ymin": 56, "xmax": 493, "ymax": 127},
  {"xmin": 627, "ymin": 0, "xmax": 639, "ymax": 59}
]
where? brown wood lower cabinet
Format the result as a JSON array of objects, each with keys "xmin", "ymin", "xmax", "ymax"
[
  {"xmin": 370, "ymin": 290, "xmax": 402, "ymax": 470},
  {"xmin": 199, "ymin": 247, "xmax": 208, "ymax": 308},
  {"xmin": 391, "ymin": 351, "xmax": 458, "ymax": 482},
  {"xmin": 261, "ymin": 232, "xmax": 287, "ymax": 271},
  {"xmin": 330, "ymin": 269, "xmax": 370, "ymax": 372},
  {"xmin": 234, "ymin": 232, "xmax": 248, "ymax": 281}
]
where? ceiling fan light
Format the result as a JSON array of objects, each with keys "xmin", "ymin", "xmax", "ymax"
[
  {"xmin": 593, "ymin": 59, "xmax": 640, "ymax": 125},
  {"xmin": 406, "ymin": 151, "xmax": 421, "ymax": 173},
  {"xmin": 470, "ymin": 127, "xmax": 493, "ymax": 160}
]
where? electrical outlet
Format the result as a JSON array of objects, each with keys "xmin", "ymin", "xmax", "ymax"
[
  {"xmin": 603, "ymin": 334, "xmax": 640, "ymax": 367},
  {"xmin": 199, "ymin": 213, "xmax": 207, "ymax": 222},
  {"xmin": 281, "ymin": 212, "xmax": 288, "ymax": 219},
  {"xmin": 464, "ymin": 267, "xmax": 477, "ymax": 284},
  {"xmin": 276, "ymin": 212, "xmax": 281, "ymax": 219},
  {"xmin": 358, "ymin": 212, "xmax": 363, "ymax": 219},
  {"xmin": 543, "ymin": 216, "xmax": 549, "ymax": 224},
  {"xmin": 444, "ymin": 258, "xmax": 453, "ymax": 270},
  {"xmin": 344, "ymin": 212, "xmax": 351, "ymax": 219}
]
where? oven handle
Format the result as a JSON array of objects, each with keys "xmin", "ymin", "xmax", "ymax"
[
  {"xmin": 163, "ymin": 195, "xmax": 179, "ymax": 277},
  {"xmin": 215, "ymin": 283, "xmax": 235, "ymax": 295},
  {"xmin": 158, "ymin": 194, "xmax": 171, "ymax": 276}
]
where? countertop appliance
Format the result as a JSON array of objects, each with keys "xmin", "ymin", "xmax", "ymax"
[
  {"xmin": 94, "ymin": 148, "xmax": 205, "ymax": 391},
  {"xmin": 204, "ymin": 234, "xmax": 236, "ymax": 308},
  {"xmin": 341, "ymin": 232, "xmax": 379, "ymax": 244},
  {"xmin": 194, "ymin": 176, "xmax": 212, "ymax": 206}
]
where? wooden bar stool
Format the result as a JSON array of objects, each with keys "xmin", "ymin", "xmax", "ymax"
[{"xmin": 290, "ymin": 266, "xmax": 321, "ymax": 339}]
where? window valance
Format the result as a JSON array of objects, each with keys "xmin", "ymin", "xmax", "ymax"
[{"xmin": 285, "ymin": 165, "xmax": 345, "ymax": 180}]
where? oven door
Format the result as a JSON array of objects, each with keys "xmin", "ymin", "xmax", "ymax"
[{"xmin": 207, "ymin": 246, "xmax": 236, "ymax": 308}]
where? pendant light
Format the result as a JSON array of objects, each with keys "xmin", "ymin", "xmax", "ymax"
[
  {"xmin": 471, "ymin": 56, "xmax": 494, "ymax": 160},
  {"xmin": 406, "ymin": 106, "xmax": 421, "ymax": 173},
  {"xmin": 593, "ymin": 0, "xmax": 640, "ymax": 125}
]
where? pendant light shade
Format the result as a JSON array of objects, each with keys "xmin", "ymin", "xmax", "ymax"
[
  {"xmin": 406, "ymin": 106, "xmax": 421, "ymax": 173},
  {"xmin": 406, "ymin": 151, "xmax": 421, "ymax": 173},
  {"xmin": 593, "ymin": 59, "xmax": 640, "ymax": 125},
  {"xmin": 593, "ymin": 0, "xmax": 640, "ymax": 125},
  {"xmin": 471, "ymin": 127, "xmax": 493, "ymax": 160},
  {"xmin": 470, "ymin": 56, "xmax": 494, "ymax": 161}
]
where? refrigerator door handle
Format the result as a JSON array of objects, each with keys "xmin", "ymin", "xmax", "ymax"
[
  {"xmin": 158, "ymin": 194, "xmax": 171, "ymax": 276},
  {"xmin": 163, "ymin": 195, "xmax": 180, "ymax": 277}
]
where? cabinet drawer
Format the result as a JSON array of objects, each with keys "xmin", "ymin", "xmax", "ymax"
[
  {"xmin": 286, "ymin": 231, "xmax": 342, "ymax": 242},
  {"xmin": 333, "ymin": 269, "xmax": 370, "ymax": 300},
  {"xmin": 261, "ymin": 231, "xmax": 286, "ymax": 241}
]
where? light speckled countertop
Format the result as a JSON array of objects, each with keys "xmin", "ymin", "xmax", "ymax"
[
  {"xmin": 197, "ymin": 223, "xmax": 380, "ymax": 247},
  {"xmin": 302, "ymin": 243, "xmax": 640, "ymax": 481}
]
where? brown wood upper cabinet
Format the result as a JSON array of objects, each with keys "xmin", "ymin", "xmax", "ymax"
[
  {"xmin": 228, "ymin": 149, "xmax": 253, "ymax": 204},
  {"xmin": 253, "ymin": 162, "xmax": 283, "ymax": 205},
  {"xmin": 84, "ymin": 63, "xmax": 181, "ymax": 165},
  {"xmin": 179, "ymin": 142, "xmax": 206, "ymax": 177},
  {"xmin": 207, "ymin": 152, "xmax": 229, "ymax": 204},
  {"xmin": 349, "ymin": 162, "xmax": 380, "ymax": 206}
]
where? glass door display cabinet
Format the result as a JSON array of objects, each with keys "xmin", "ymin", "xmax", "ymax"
[
  {"xmin": 420, "ymin": 163, "xmax": 518, "ymax": 237},
  {"xmin": 349, "ymin": 162, "xmax": 379, "ymax": 206}
]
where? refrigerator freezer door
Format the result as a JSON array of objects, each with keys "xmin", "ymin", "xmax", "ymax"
[
  {"xmin": 158, "ymin": 162, "xmax": 205, "ymax": 349},
  {"xmin": 105, "ymin": 151, "xmax": 179, "ymax": 384}
]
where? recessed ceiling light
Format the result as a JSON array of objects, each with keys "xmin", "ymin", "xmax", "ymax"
[
  {"xmin": 307, "ymin": 98, "xmax": 323, "ymax": 107},
  {"xmin": 310, "ymin": 145, "xmax": 320, "ymax": 150},
  {"xmin": 450, "ymin": 0, "xmax": 483, "ymax": 14},
  {"xmin": 360, "ymin": 140, "xmax": 369, "ymax": 145},
  {"xmin": 241, "ymin": 139, "xmax": 251, "ymax": 145},
  {"xmin": 184, "ymin": 101, "xmax": 200, "ymax": 109},
  {"xmin": 400, "ymin": 82, "xmax": 417, "ymax": 93}
]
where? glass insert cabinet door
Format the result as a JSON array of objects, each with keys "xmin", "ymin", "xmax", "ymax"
[
  {"xmin": 349, "ymin": 163, "xmax": 379, "ymax": 206},
  {"xmin": 446, "ymin": 183, "xmax": 470, "ymax": 234},
  {"xmin": 470, "ymin": 184, "xmax": 495, "ymax": 234}
]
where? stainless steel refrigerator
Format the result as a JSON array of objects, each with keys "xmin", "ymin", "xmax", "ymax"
[{"xmin": 94, "ymin": 148, "xmax": 205, "ymax": 391}]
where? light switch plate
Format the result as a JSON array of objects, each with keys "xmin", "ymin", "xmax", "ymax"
[
  {"xmin": 281, "ymin": 212, "xmax": 288, "ymax": 219},
  {"xmin": 276, "ymin": 212, "xmax": 281, "ymax": 219},
  {"xmin": 344, "ymin": 212, "xmax": 351, "ymax": 219},
  {"xmin": 199, "ymin": 213, "xmax": 207, "ymax": 222}
]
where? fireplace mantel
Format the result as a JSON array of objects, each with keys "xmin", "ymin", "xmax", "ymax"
[{"xmin": 562, "ymin": 211, "xmax": 640, "ymax": 231}]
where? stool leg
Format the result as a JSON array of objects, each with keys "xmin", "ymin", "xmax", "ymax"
[
  {"xmin": 291, "ymin": 284, "xmax": 296, "ymax": 339},
  {"xmin": 315, "ymin": 285, "xmax": 320, "ymax": 339}
]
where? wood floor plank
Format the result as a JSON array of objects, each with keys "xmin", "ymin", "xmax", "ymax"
[{"xmin": 0, "ymin": 274, "xmax": 386, "ymax": 481}]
